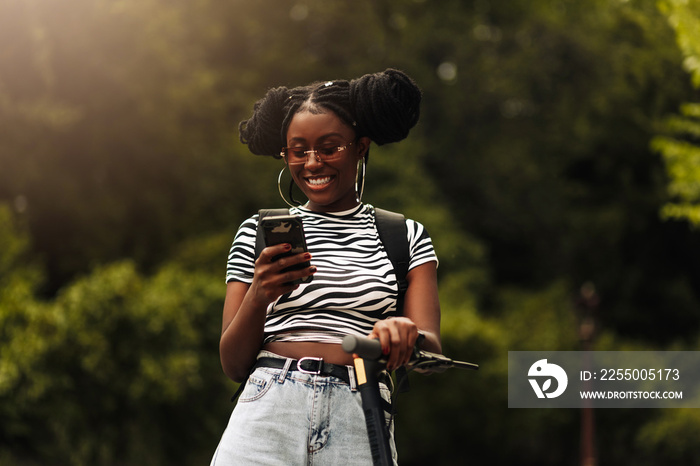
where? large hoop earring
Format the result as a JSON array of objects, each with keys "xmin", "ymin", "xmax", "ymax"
[
  {"xmin": 356, "ymin": 156, "xmax": 366, "ymax": 202},
  {"xmin": 278, "ymin": 166, "xmax": 303, "ymax": 207}
]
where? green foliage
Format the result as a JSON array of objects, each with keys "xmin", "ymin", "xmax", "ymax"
[
  {"xmin": 636, "ymin": 408, "xmax": 700, "ymax": 465},
  {"xmin": 654, "ymin": 104, "xmax": 700, "ymax": 225},
  {"xmin": 365, "ymin": 138, "xmax": 489, "ymax": 296},
  {"xmin": 658, "ymin": 0, "xmax": 700, "ymax": 88},
  {"xmin": 655, "ymin": 0, "xmax": 700, "ymax": 227},
  {"xmin": 0, "ymin": 226, "xmax": 231, "ymax": 464},
  {"xmin": 0, "ymin": 205, "xmax": 43, "ymax": 406}
]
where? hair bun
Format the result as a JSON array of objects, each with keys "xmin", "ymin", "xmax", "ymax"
[
  {"xmin": 239, "ymin": 86, "xmax": 290, "ymax": 157},
  {"xmin": 349, "ymin": 68, "xmax": 422, "ymax": 145}
]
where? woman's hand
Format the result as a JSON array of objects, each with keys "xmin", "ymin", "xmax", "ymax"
[
  {"xmin": 368, "ymin": 317, "xmax": 419, "ymax": 372},
  {"xmin": 248, "ymin": 243, "xmax": 316, "ymax": 305}
]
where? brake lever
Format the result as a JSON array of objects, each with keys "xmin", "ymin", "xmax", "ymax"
[{"xmin": 406, "ymin": 348, "xmax": 479, "ymax": 373}]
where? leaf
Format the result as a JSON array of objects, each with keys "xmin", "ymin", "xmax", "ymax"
[{"xmin": 542, "ymin": 379, "xmax": 552, "ymax": 392}]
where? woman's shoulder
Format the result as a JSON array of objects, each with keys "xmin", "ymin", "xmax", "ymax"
[{"xmin": 370, "ymin": 205, "xmax": 428, "ymax": 231}]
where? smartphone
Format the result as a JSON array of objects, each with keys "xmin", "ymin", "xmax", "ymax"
[{"xmin": 260, "ymin": 215, "xmax": 312, "ymax": 285}]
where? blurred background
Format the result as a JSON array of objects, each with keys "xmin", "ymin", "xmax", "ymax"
[{"xmin": 2, "ymin": 0, "xmax": 700, "ymax": 464}]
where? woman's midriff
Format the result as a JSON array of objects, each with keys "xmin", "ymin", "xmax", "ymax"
[{"xmin": 263, "ymin": 341, "xmax": 355, "ymax": 366}]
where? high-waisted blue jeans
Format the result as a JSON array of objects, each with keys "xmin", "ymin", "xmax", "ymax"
[{"xmin": 210, "ymin": 353, "xmax": 396, "ymax": 465}]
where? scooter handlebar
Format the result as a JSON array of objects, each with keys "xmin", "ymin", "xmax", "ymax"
[
  {"xmin": 341, "ymin": 334, "xmax": 383, "ymax": 360},
  {"xmin": 341, "ymin": 334, "xmax": 479, "ymax": 372}
]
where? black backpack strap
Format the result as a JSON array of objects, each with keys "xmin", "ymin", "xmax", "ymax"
[
  {"xmin": 374, "ymin": 207, "xmax": 409, "ymax": 315},
  {"xmin": 254, "ymin": 208, "xmax": 291, "ymax": 260},
  {"xmin": 374, "ymin": 208, "xmax": 412, "ymax": 398}
]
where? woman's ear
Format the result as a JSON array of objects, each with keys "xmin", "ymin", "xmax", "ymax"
[{"xmin": 356, "ymin": 136, "xmax": 371, "ymax": 159}]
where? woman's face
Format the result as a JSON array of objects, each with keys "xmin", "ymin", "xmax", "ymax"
[{"xmin": 284, "ymin": 110, "xmax": 369, "ymax": 213}]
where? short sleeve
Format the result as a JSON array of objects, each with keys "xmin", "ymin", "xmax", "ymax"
[
  {"xmin": 225, "ymin": 215, "xmax": 258, "ymax": 284},
  {"xmin": 406, "ymin": 219, "xmax": 438, "ymax": 270}
]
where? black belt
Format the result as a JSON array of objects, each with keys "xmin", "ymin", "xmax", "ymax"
[{"xmin": 253, "ymin": 357, "xmax": 354, "ymax": 385}]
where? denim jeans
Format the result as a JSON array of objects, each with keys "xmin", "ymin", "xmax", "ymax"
[{"xmin": 210, "ymin": 354, "xmax": 397, "ymax": 465}]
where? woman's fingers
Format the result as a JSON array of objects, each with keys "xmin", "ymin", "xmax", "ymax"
[
  {"xmin": 370, "ymin": 318, "xmax": 419, "ymax": 371},
  {"xmin": 252, "ymin": 245, "xmax": 316, "ymax": 302}
]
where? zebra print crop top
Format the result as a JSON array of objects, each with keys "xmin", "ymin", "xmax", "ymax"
[{"xmin": 225, "ymin": 204, "xmax": 438, "ymax": 344}]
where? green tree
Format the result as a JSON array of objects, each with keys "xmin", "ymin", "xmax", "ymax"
[
  {"xmin": 654, "ymin": 0, "xmax": 700, "ymax": 226},
  {"xmin": 0, "ymin": 205, "xmax": 231, "ymax": 464}
]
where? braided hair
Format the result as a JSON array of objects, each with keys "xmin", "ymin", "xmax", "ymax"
[{"xmin": 238, "ymin": 69, "xmax": 422, "ymax": 159}]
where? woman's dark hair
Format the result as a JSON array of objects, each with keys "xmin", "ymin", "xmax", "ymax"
[{"xmin": 238, "ymin": 68, "xmax": 422, "ymax": 158}]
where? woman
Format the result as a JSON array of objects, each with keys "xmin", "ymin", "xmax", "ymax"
[{"xmin": 211, "ymin": 69, "xmax": 441, "ymax": 465}]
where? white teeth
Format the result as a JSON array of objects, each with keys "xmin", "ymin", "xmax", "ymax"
[{"xmin": 308, "ymin": 176, "xmax": 331, "ymax": 186}]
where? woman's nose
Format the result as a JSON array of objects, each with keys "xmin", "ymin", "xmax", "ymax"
[{"xmin": 304, "ymin": 151, "xmax": 324, "ymax": 168}]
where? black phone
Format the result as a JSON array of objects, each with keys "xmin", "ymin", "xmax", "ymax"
[{"xmin": 260, "ymin": 215, "xmax": 312, "ymax": 285}]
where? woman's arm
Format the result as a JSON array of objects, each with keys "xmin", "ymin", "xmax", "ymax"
[
  {"xmin": 403, "ymin": 260, "xmax": 441, "ymax": 353},
  {"xmin": 369, "ymin": 260, "xmax": 441, "ymax": 371},
  {"xmin": 219, "ymin": 243, "xmax": 316, "ymax": 382},
  {"xmin": 218, "ymin": 281, "xmax": 265, "ymax": 382}
]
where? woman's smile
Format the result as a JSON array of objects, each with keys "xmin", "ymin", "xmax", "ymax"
[{"xmin": 305, "ymin": 174, "xmax": 334, "ymax": 188}]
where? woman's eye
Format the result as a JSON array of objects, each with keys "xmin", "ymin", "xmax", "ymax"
[
  {"xmin": 289, "ymin": 149, "xmax": 306, "ymax": 157},
  {"xmin": 318, "ymin": 146, "xmax": 338, "ymax": 156}
]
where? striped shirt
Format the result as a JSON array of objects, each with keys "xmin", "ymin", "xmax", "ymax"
[{"xmin": 225, "ymin": 204, "xmax": 438, "ymax": 344}]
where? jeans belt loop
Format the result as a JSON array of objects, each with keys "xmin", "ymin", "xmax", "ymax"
[
  {"xmin": 278, "ymin": 357, "xmax": 293, "ymax": 383},
  {"xmin": 347, "ymin": 365, "xmax": 357, "ymax": 392},
  {"xmin": 297, "ymin": 357, "xmax": 323, "ymax": 375}
]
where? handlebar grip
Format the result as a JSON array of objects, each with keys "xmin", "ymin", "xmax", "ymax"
[{"xmin": 341, "ymin": 335, "xmax": 383, "ymax": 360}]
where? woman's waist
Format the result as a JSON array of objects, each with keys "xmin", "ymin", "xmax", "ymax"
[{"xmin": 262, "ymin": 340, "xmax": 355, "ymax": 366}]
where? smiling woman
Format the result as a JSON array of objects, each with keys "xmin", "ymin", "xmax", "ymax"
[{"xmin": 211, "ymin": 69, "xmax": 438, "ymax": 466}]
